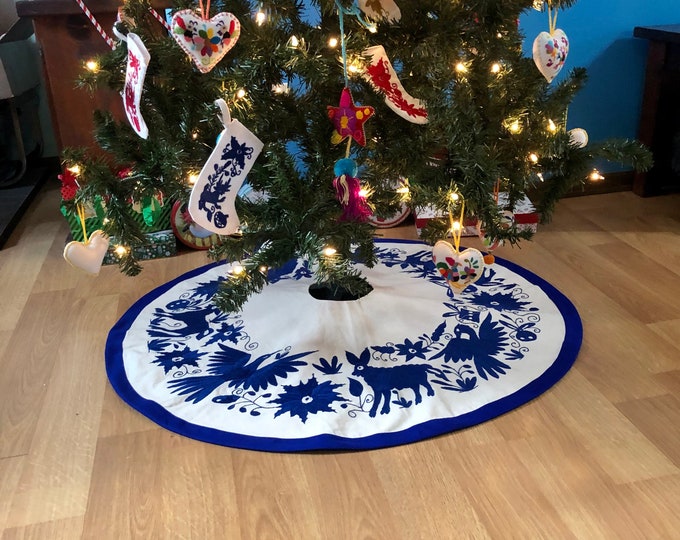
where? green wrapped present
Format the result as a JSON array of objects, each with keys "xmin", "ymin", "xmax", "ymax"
[{"xmin": 104, "ymin": 229, "xmax": 177, "ymax": 265}]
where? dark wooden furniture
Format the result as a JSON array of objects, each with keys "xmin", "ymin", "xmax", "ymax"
[
  {"xmin": 15, "ymin": 0, "xmax": 126, "ymax": 156},
  {"xmin": 633, "ymin": 25, "xmax": 680, "ymax": 196}
]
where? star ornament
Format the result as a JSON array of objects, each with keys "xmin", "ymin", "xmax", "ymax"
[{"xmin": 327, "ymin": 87, "xmax": 375, "ymax": 147}]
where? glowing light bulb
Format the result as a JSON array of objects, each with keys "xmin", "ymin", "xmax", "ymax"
[
  {"xmin": 236, "ymin": 88, "xmax": 247, "ymax": 99},
  {"xmin": 259, "ymin": 265, "xmax": 268, "ymax": 273},
  {"xmin": 449, "ymin": 192, "xmax": 460, "ymax": 202},
  {"xmin": 328, "ymin": 37, "xmax": 338, "ymax": 48},
  {"xmin": 529, "ymin": 153, "xmax": 539, "ymax": 163},
  {"xmin": 589, "ymin": 169, "xmax": 605, "ymax": 182},
  {"xmin": 85, "ymin": 60, "xmax": 99, "ymax": 72},
  {"xmin": 114, "ymin": 245, "xmax": 128, "ymax": 256},
  {"xmin": 288, "ymin": 35, "xmax": 299, "ymax": 48},
  {"xmin": 452, "ymin": 221, "xmax": 461, "ymax": 232},
  {"xmin": 188, "ymin": 173, "xmax": 199, "ymax": 185},
  {"xmin": 507, "ymin": 120, "xmax": 521, "ymax": 134},
  {"xmin": 358, "ymin": 188, "xmax": 369, "ymax": 198},
  {"xmin": 232, "ymin": 264, "xmax": 245, "ymax": 275},
  {"xmin": 537, "ymin": 172, "xmax": 545, "ymax": 182},
  {"xmin": 491, "ymin": 63, "xmax": 501, "ymax": 74},
  {"xmin": 368, "ymin": 24, "xmax": 378, "ymax": 34},
  {"xmin": 323, "ymin": 247, "xmax": 337, "ymax": 257},
  {"xmin": 455, "ymin": 62, "xmax": 468, "ymax": 73},
  {"xmin": 396, "ymin": 186, "xmax": 410, "ymax": 194},
  {"xmin": 192, "ymin": 132, "xmax": 199, "ymax": 140},
  {"xmin": 67, "ymin": 164, "xmax": 81, "ymax": 175},
  {"xmin": 255, "ymin": 10, "xmax": 266, "ymax": 25},
  {"xmin": 103, "ymin": 218, "xmax": 110, "ymax": 225},
  {"xmin": 547, "ymin": 119, "xmax": 557, "ymax": 132}
]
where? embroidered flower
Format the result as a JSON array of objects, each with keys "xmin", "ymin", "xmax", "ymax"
[
  {"xmin": 270, "ymin": 375, "xmax": 347, "ymax": 423},
  {"xmin": 394, "ymin": 338, "xmax": 427, "ymax": 361}
]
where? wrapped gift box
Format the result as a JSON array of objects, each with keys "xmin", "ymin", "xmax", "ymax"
[
  {"xmin": 415, "ymin": 193, "xmax": 539, "ymax": 237},
  {"xmin": 103, "ymin": 229, "xmax": 177, "ymax": 265},
  {"xmin": 61, "ymin": 196, "xmax": 172, "ymax": 242}
]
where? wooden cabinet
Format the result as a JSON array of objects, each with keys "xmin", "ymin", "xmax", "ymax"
[
  {"xmin": 633, "ymin": 25, "xmax": 680, "ymax": 196},
  {"xmin": 16, "ymin": 0, "xmax": 125, "ymax": 155}
]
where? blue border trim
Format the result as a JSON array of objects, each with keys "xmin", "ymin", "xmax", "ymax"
[{"xmin": 105, "ymin": 239, "xmax": 582, "ymax": 453}]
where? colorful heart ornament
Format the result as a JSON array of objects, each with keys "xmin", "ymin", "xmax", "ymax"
[
  {"xmin": 63, "ymin": 230, "xmax": 110, "ymax": 275},
  {"xmin": 432, "ymin": 241, "xmax": 485, "ymax": 293},
  {"xmin": 532, "ymin": 28, "xmax": 569, "ymax": 83},
  {"xmin": 171, "ymin": 10, "xmax": 240, "ymax": 74}
]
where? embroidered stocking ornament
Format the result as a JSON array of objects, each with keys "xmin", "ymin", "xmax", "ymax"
[
  {"xmin": 171, "ymin": 8, "xmax": 240, "ymax": 73},
  {"xmin": 123, "ymin": 32, "xmax": 150, "ymax": 139},
  {"xmin": 357, "ymin": 0, "xmax": 401, "ymax": 22},
  {"xmin": 532, "ymin": 5, "xmax": 569, "ymax": 83},
  {"xmin": 363, "ymin": 45, "xmax": 428, "ymax": 124},
  {"xmin": 188, "ymin": 99, "xmax": 263, "ymax": 235}
]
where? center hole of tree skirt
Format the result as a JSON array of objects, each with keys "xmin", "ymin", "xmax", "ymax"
[{"xmin": 308, "ymin": 283, "xmax": 373, "ymax": 302}]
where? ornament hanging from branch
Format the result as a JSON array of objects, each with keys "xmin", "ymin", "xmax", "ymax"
[
  {"xmin": 122, "ymin": 32, "xmax": 151, "ymax": 139},
  {"xmin": 363, "ymin": 45, "xmax": 427, "ymax": 124},
  {"xmin": 63, "ymin": 205, "xmax": 110, "ymax": 275},
  {"xmin": 357, "ymin": 0, "xmax": 401, "ymax": 22},
  {"xmin": 333, "ymin": 158, "xmax": 372, "ymax": 222},
  {"xmin": 327, "ymin": 87, "xmax": 375, "ymax": 147},
  {"xmin": 171, "ymin": 1, "xmax": 240, "ymax": 74},
  {"xmin": 432, "ymin": 193, "xmax": 485, "ymax": 293},
  {"xmin": 188, "ymin": 99, "xmax": 263, "ymax": 235},
  {"xmin": 532, "ymin": 3, "xmax": 569, "ymax": 83}
]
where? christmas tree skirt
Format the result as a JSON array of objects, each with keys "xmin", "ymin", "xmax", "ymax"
[{"xmin": 106, "ymin": 240, "xmax": 582, "ymax": 452}]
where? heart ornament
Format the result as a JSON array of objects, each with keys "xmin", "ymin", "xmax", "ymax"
[
  {"xmin": 532, "ymin": 29, "xmax": 569, "ymax": 83},
  {"xmin": 63, "ymin": 230, "xmax": 110, "ymax": 275},
  {"xmin": 432, "ymin": 241, "xmax": 485, "ymax": 293},
  {"xmin": 171, "ymin": 10, "xmax": 241, "ymax": 74}
]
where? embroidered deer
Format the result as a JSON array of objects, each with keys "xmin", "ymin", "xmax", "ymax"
[{"xmin": 347, "ymin": 348, "xmax": 436, "ymax": 417}]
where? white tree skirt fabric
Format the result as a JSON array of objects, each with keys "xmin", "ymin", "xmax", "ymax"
[{"xmin": 106, "ymin": 240, "xmax": 582, "ymax": 452}]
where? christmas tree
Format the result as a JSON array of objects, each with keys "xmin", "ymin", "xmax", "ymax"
[{"xmin": 62, "ymin": 0, "xmax": 651, "ymax": 312}]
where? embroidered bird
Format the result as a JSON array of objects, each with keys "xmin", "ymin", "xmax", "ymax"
[
  {"xmin": 166, "ymin": 344, "xmax": 315, "ymax": 403},
  {"xmin": 430, "ymin": 314, "xmax": 510, "ymax": 380}
]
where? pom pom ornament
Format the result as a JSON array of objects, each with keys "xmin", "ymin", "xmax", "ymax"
[
  {"xmin": 532, "ymin": 6, "xmax": 569, "ymax": 83},
  {"xmin": 569, "ymin": 128, "xmax": 589, "ymax": 148},
  {"xmin": 188, "ymin": 99, "xmax": 263, "ymax": 235},
  {"xmin": 122, "ymin": 32, "xmax": 150, "ymax": 139},
  {"xmin": 171, "ymin": 9, "xmax": 240, "ymax": 73},
  {"xmin": 363, "ymin": 45, "xmax": 428, "ymax": 124},
  {"xmin": 333, "ymin": 158, "xmax": 372, "ymax": 222},
  {"xmin": 327, "ymin": 87, "xmax": 375, "ymax": 147}
]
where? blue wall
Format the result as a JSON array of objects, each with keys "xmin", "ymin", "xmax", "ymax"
[{"xmin": 521, "ymin": 0, "xmax": 679, "ymax": 155}]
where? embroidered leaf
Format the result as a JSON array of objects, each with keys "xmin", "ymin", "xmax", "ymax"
[
  {"xmin": 212, "ymin": 394, "xmax": 239, "ymax": 404},
  {"xmin": 431, "ymin": 321, "xmax": 446, "ymax": 342},
  {"xmin": 348, "ymin": 377, "xmax": 364, "ymax": 397},
  {"xmin": 372, "ymin": 345, "xmax": 396, "ymax": 355}
]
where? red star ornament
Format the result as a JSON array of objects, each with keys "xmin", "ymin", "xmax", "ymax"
[{"xmin": 327, "ymin": 87, "xmax": 375, "ymax": 147}]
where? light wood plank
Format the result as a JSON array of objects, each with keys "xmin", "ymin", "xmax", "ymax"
[{"xmin": 1, "ymin": 517, "xmax": 84, "ymax": 540}]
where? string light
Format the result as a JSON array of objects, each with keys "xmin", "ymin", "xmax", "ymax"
[
  {"xmin": 449, "ymin": 192, "xmax": 460, "ymax": 202},
  {"xmin": 589, "ymin": 169, "xmax": 605, "ymax": 182},
  {"xmin": 288, "ymin": 35, "xmax": 300, "ymax": 48},
  {"xmin": 455, "ymin": 62, "xmax": 468, "ymax": 74},
  {"xmin": 191, "ymin": 132, "xmax": 199, "ymax": 140},
  {"xmin": 547, "ymin": 119, "xmax": 557, "ymax": 132},
  {"xmin": 114, "ymin": 245, "xmax": 128, "ymax": 256},
  {"xmin": 491, "ymin": 62, "xmax": 501, "ymax": 74},
  {"xmin": 236, "ymin": 88, "xmax": 247, "ymax": 99},
  {"xmin": 188, "ymin": 173, "xmax": 199, "ymax": 185},
  {"xmin": 271, "ymin": 83, "xmax": 289, "ymax": 95},
  {"xmin": 451, "ymin": 221, "xmax": 461, "ymax": 233},
  {"xmin": 505, "ymin": 119, "xmax": 522, "ymax": 134},
  {"xmin": 255, "ymin": 9, "xmax": 267, "ymax": 25},
  {"xmin": 231, "ymin": 264, "xmax": 245, "ymax": 275},
  {"xmin": 537, "ymin": 172, "xmax": 545, "ymax": 182},
  {"xmin": 85, "ymin": 60, "xmax": 99, "ymax": 72},
  {"xmin": 323, "ymin": 246, "xmax": 337, "ymax": 257},
  {"xmin": 396, "ymin": 185, "xmax": 410, "ymax": 194},
  {"xmin": 529, "ymin": 153, "xmax": 539, "ymax": 163},
  {"xmin": 328, "ymin": 37, "xmax": 339, "ymax": 48},
  {"xmin": 259, "ymin": 265, "xmax": 268, "ymax": 273},
  {"xmin": 67, "ymin": 164, "xmax": 81, "ymax": 175}
]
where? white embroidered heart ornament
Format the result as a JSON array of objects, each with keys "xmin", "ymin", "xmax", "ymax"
[
  {"xmin": 171, "ymin": 10, "xmax": 241, "ymax": 74},
  {"xmin": 63, "ymin": 230, "xmax": 110, "ymax": 275},
  {"xmin": 532, "ymin": 29, "xmax": 569, "ymax": 83},
  {"xmin": 432, "ymin": 241, "xmax": 485, "ymax": 293}
]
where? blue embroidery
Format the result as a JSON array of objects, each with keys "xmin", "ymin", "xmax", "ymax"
[{"xmin": 146, "ymin": 247, "xmax": 544, "ymax": 423}]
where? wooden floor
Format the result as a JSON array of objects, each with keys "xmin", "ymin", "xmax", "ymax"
[{"xmin": 1, "ymin": 183, "xmax": 679, "ymax": 539}]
